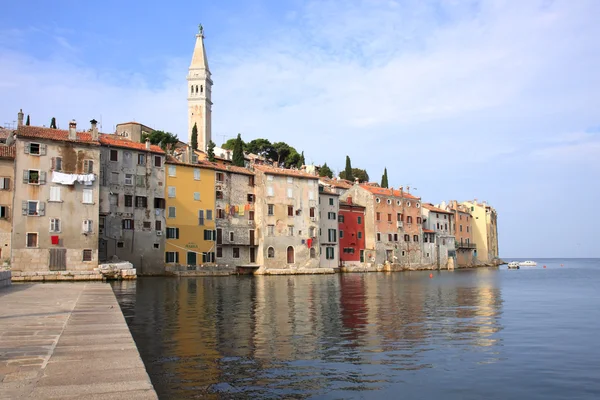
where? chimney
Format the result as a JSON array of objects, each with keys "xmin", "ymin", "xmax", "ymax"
[
  {"xmin": 90, "ymin": 119, "xmax": 98, "ymax": 140},
  {"xmin": 226, "ymin": 150, "xmax": 231, "ymax": 161},
  {"xmin": 145, "ymin": 139, "xmax": 151, "ymax": 150},
  {"xmin": 187, "ymin": 145, "xmax": 193, "ymax": 163},
  {"xmin": 354, "ymin": 177, "xmax": 359, "ymax": 184},
  {"xmin": 68, "ymin": 120, "xmax": 77, "ymax": 140},
  {"xmin": 17, "ymin": 109, "xmax": 24, "ymax": 127}
]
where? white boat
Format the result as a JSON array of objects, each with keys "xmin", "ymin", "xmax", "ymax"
[
  {"xmin": 508, "ymin": 262, "xmax": 520, "ymax": 269},
  {"xmin": 519, "ymin": 260, "xmax": 537, "ymax": 267}
]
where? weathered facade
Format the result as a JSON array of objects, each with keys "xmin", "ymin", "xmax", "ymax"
[
  {"xmin": 98, "ymin": 133, "xmax": 166, "ymax": 275},
  {"xmin": 212, "ymin": 162, "xmax": 257, "ymax": 268},
  {"xmin": 461, "ymin": 200, "xmax": 499, "ymax": 264},
  {"xmin": 0, "ymin": 144, "xmax": 15, "ymax": 265},
  {"xmin": 187, "ymin": 25, "xmax": 212, "ymax": 149},
  {"xmin": 422, "ymin": 203, "xmax": 455, "ymax": 269},
  {"xmin": 318, "ymin": 185, "xmax": 340, "ymax": 269},
  {"xmin": 319, "ymin": 177, "xmax": 353, "ymax": 195},
  {"xmin": 338, "ymin": 199, "xmax": 366, "ymax": 266},
  {"xmin": 253, "ymin": 164, "xmax": 322, "ymax": 273},
  {"xmin": 12, "ymin": 122, "xmax": 101, "ymax": 272},
  {"xmin": 441, "ymin": 201, "xmax": 476, "ymax": 267},
  {"xmin": 114, "ymin": 122, "xmax": 154, "ymax": 143}
]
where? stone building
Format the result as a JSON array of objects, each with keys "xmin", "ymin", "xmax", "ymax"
[
  {"xmin": 0, "ymin": 144, "xmax": 15, "ymax": 264},
  {"xmin": 340, "ymin": 184, "xmax": 423, "ymax": 266},
  {"xmin": 338, "ymin": 199, "xmax": 366, "ymax": 266},
  {"xmin": 97, "ymin": 132, "xmax": 166, "ymax": 275},
  {"xmin": 422, "ymin": 203, "xmax": 455, "ymax": 269},
  {"xmin": 114, "ymin": 122, "xmax": 154, "ymax": 143},
  {"xmin": 318, "ymin": 185, "xmax": 340, "ymax": 269},
  {"xmin": 12, "ymin": 120, "xmax": 101, "ymax": 273},
  {"xmin": 461, "ymin": 200, "xmax": 499, "ymax": 264},
  {"xmin": 441, "ymin": 200, "xmax": 476, "ymax": 267},
  {"xmin": 319, "ymin": 176, "xmax": 353, "ymax": 195},
  {"xmin": 253, "ymin": 164, "xmax": 322, "ymax": 273},
  {"xmin": 212, "ymin": 162, "xmax": 257, "ymax": 268}
]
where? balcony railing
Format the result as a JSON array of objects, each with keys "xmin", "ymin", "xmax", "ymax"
[{"xmin": 456, "ymin": 242, "xmax": 477, "ymax": 249}]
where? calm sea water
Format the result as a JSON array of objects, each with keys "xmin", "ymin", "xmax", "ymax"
[{"xmin": 112, "ymin": 259, "xmax": 600, "ymax": 399}]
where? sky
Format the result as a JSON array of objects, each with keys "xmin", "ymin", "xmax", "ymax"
[{"xmin": 1, "ymin": 0, "xmax": 598, "ymax": 258}]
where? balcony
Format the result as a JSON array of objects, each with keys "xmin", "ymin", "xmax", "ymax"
[{"xmin": 456, "ymin": 241, "xmax": 477, "ymax": 249}]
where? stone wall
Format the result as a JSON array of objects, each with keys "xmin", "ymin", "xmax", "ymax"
[{"xmin": 0, "ymin": 270, "xmax": 11, "ymax": 287}]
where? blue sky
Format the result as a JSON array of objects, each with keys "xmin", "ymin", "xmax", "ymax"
[{"xmin": 1, "ymin": 0, "xmax": 599, "ymax": 258}]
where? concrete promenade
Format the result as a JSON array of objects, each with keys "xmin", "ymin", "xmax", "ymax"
[{"xmin": 0, "ymin": 283, "xmax": 157, "ymax": 399}]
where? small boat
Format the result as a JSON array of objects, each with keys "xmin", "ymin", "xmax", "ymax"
[
  {"xmin": 519, "ymin": 260, "xmax": 537, "ymax": 267},
  {"xmin": 508, "ymin": 262, "xmax": 520, "ymax": 269}
]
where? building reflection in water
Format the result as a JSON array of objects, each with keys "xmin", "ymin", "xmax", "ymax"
[{"xmin": 112, "ymin": 269, "xmax": 504, "ymax": 398}]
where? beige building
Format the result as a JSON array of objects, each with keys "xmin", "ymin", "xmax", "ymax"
[
  {"xmin": 12, "ymin": 120, "xmax": 101, "ymax": 272},
  {"xmin": 461, "ymin": 200, "xmax": 499, "ymax": 264},
  {"xmin": 114, "ymin": 122, "xmax": 154, "ymax": 143},
  {"xmin": 0, "ymin": 144, "xmax": 15, "ymax": 264}
]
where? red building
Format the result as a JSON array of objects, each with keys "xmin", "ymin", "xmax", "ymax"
[{"xmin": 339, "ymin": 199, "xmax": 366, "ymax": 265}]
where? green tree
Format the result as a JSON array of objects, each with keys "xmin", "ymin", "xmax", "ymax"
[
  {"xmin": 298, "ymin": 151, "xmax": 306, "ymax": 168},
  {"xmin": 344, "ymin": 156, "xmax": 354, "ymax": 181},
  {"xmin": 207, "ymin": 140, "xmax": 216, "ymax": 162},
  {"xmin": 50, "ymin": 117, "xmax": 56, "ymax": 129},
  {"xmin": 222, "ymin": 137, "xmax": 243, "ymax": 150},
  {"xmin": 191, "ymin": 123, "xmax": 198, "ymax": 150},
  {"xmin": 142, "ymin": 130, "xmax": 179, "ymax": 151},
  {"xmin": 232, "ymin": 133, "xmax": 245, "ymax": 167},
  {"xmin": 319, "ymin": 163, "xmax": 333, "ymax": 178},
  {"xmin": 246, "ymin": 138, "xmax": 275, "ymax": 159},
  {"xmin": 340, "ymin": 168, "xmax": 369, "ymax": 183},
  {"xmin": 272, "ymin": 142, "xmax": 292, "ymax": 166},
  {"xmin": 25, "ymin": 115, "xmax": 30, "ymax": 126},
  {"xmin": 381, "ymin": 167, "xmax": 389, "ymax": 188}
]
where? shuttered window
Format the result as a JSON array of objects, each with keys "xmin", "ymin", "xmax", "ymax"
[
  {"xmin": 82, "ymin": 249, "xmax": 92, "ymax": 262},
  {"xmin": 198, "ymin": 210, "xmax": 204, "ymax": 226},
  {"xmin": 49, "ymin": 248, "xmax": 66, "ymax": 271},
  {"xmin": 83, "ymin": 160, "xmax": 94, "ymax": 173},
  {"xmin": 49, "ymin": 186, "xmax": 61, "ymax": 202},
  {"xmin": 0, "ymin": 177, "xmax": 10, "ymax": 190},
  {"xmin": 82, "ymin": 189, "xmax": 93, "ymax": 204},
  {"xmin": 50, "ymin": 218, "xmax": 61, "ymax": 232}
]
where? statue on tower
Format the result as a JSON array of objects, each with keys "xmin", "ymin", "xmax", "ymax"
[{"xmin": 198, "ymin": 24, "xmax": 204, "ymax": 36}]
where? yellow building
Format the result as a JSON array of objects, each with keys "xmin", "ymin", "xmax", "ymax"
[
  {"xmin": 165, "ymin": 158, "xmax": 216, "ymax": 266},
  {"xmin": 461, "ymin": 200, "xmax": 499, "ymax": 264}
]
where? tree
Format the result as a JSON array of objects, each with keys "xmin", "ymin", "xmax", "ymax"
[
  {"xmin": 272, "ymin": 142, "xmax": 292, "ymax": 166},
  {"xmin": 207, "ymin": 140, "xmax": 216, "ymax": 162},
  {"xmin": 246, "ymin": 138, "xmax": 275, "ymax": 159},
  {"xmin": 191, "ymin": 123, "xmax": 198, "ymax": 150},
  {"xmin": 344, "ymin": 156, "xmax": 354, "ymax": 181},
  {"xmin": 25, "ymin": 115, "xmax": 30, "ymax": 126},
  {"xmin": 381, "ymin": 167, "xmax": 389, "ymax": 188},
  {"xmin": 142, "ymin": 130, "xmax": 179, "ymax": 151},
  {"xmin": 232, "ymin": 133, "xmax": 245, "ymax": 167},
  {"xmin": 50, "ymin": 117, "xmax": 56, "ymax": 129},
  {"xmin": 298, "ymin": 151, "xmax": 306, "ymax": 168},
  {"xmin": 340, "ymin": 168, "xmax": 369, "ymax": 183},
  {"xmin": 319, "ymin": 163, "xmax": 333, "ymax": 178},
  {"xmin": 222, "ymin": 137, "xmax": 242, "ymax": 150}
]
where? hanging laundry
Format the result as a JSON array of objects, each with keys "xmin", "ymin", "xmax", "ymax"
[
  {"xmin": 51, "ymin": 171, "xmax": 77, "ymax": 185},
  {"xmin": 244, "ymin": 204, "xmax": 250, "ymax": 211},
  {"xmin": 307, "ymin": 238, "xmax": 313, "ymax": 248},
  {"xmin": 225, "ymin": 204, "xmax": 230, "ymax": 214}
]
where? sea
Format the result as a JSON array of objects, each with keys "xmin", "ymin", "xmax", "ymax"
[{"xmin": 111, "ymin": 258, "xmax": 600, "ymax": 399}]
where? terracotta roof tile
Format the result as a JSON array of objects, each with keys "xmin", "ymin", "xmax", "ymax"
[
  {"xmin": 0, "ymin": 145, "xmax": 15, "ymax": 159},
  {"xmin": 17, "ymin": 125, "xmax": 99, "ymax": 145},
  {"xmin": 199, "ymin": 160, "xmax": 254, "ymax": 176},
  {"xmin": 0, "ymin": 128, "xmax": 13, "ymax": 140},
  {"xmin": 253, "ymin": 164, "xmax": 318, "ymax": 180},
  {"xmin": 359, "ymin": 184, "xmax": 420, "ymax": 199},
  {"xmin": 99, "ymin": 134, "xmax": 164, "ymax": 154},
  {"xmin": 423, "ymin": 203, "xmax": 453, "ymax": 214},
  {"xmin": 319, "ymin": 177, "xmax": 353, "ymax": 189},
  {"xmin": 423, "ymin": 229, "xmax": 435, "ymax": 233}
]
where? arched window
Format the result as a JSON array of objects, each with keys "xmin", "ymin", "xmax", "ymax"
[
  {"xmin": 195, "ymin": 85, "xmax": 198, "ymax": 93},
  {"xmin": 200, "ymin": 85, "xmax": 203, "ymax": 93},
  {"xmin": 310, "ymin": 248, "xmax": 316, "ymax": 258},
  {"xmin": 407, "ymin": 216, "xmax": 413, "ymax": 224},
  {"xmin": 190, "ymin": 86, "xmax": 194, "ymax": 95},
  {"xmin": 267, "ymin": 247, "xmax": 275, "ymax": 258},
  {"xmin": 413, "ymin": 235, "xmax": 419, "ymax": 242},
  {"xmin": 287, "ymin": 246, "xmax": 295, "ymax": 264},
  {"xmin": 404, "ymin": 234, "xmax": 410, "ymax": 242}
]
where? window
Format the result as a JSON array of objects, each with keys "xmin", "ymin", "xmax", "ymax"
[
  {"xmin": 417, "ymin": 217, "xmax": 422, "ymax": 224},
  {"xmin": 50, "ymin": 218, "xmax": 61, "ymax": 233},
  {"xmin": 249, "ymin": 176, "xmax": 255, "ymax": 186},
  {"xmin": 25, "ymin": 170, "xmax": 42, "ymax": 185},
  {"xmin": 111, "ymin": 172, "xmax": 119, "ymax": 184},
  {"xmin": 327, "ymin": 228, "xmax": 337, "ymax": 242},
  {"xmin": 406, "ymin": 201, "xmax": 411, "ymax": 207},
  {"xmin": 357, "ymin": 216, "xmax": 362, "ymax": 224},
  {"xmin": 267, "ymin": 224, "xmax": 274, "ymax": 236},
  {"xmin": 460, "ymin": 225, "xmax": 463, "ymax": 232},
  {"xmin": 28, "ymin": 143, "xmax": 41, "ymax": 155},
  {"xmin": 124, "ymin": 195, "xmax": 133, "ymax": 207},
  {"xmin": 288, "ymin": 226, "xmax": 294, "ymax": 236},
  {"xmin": 137, "ymin": 154, "xmax": 145, "ymax": 165},
  {"xmin": 249, "ymin": 210, "xmax": 255, "ymax": 221},
  {"xmin": 229, "ymin": 231, "xmax": 234, "ymax": 242},
  {"xmin": 387, "ymin": 199, "xmax": 392, "ymax": 205},
  {"xmin": 26, "ymin": 232, "xmax": 38, "ymax": 248},
  {"xmin": 198, "ymin": 210, "xmax": 205, "ymax": 226},
  {"xmin": 155, "ymin": 220, "xmax": 162, "ymax": 231},
  {"xmin": 357, "ymin": 231, "xmax": 362, "ymax": 239},
  {"xmin": 165, "ymin": 252, "xmax": 179, "ymax": 263},
  {"xmin": 134, "ymin": 196, "xmax": 147, "ymax": 208},
  {"xmin": 416, "ymin": 202, "xmax": 421, "ymax": 208},
  {"xmin": 444, "ymin": 223, "xmax": 448, "ymax": 230},
  {"xmin": 216, "ymin": 190, "xmax": 223, "ymax": 199},
  {"xmin": 117, "ymin": 241, "xmax": 124, "ymax": 248},
  {"xmin": 328, "ymin": 212, "xmax": 336, "ymax": 220},
  {"xmin": 388, "ymin": 234, "xmax": 393, "ymax": 241},
  {"xmin": 204, "ymin": 229, "xmax": 214, "ymax": 240},
  {"xmin": 110, "ymin": 149, "xmax": 118, "ymax": 162},
  {"xmin": 376, "ymin": 198, "xmax": 380, "ymax": 203},
  {"xmin": 394, "ymin": 233, "xmax": 398, "ymax": 241},
  {"xmin": 413, "ymin": 235, "xmax": 419, "ymax": 242},
  {"xmin": 168, "ymin": 165, "xmax": 176, "ymax": 177},
  {"xmin": 122, "ymin": 219, "xmax": 133, "ymax": 230},
  {"xmin": 268, "ymin": 204, "xmax": 275, "ymax": 216},
  {"xmin": 83, "ymin": 160, "xmax": 94, "ymax": 173},
  {"xmin": 216, "ymin": 208, "xmax": 225, "ymax": 219},
  {"xmin": 377, "ymin": 232, "xmax": 381, "ymax": 241},
  {"xmin": 287, "ymin": 246, "xmax": 295, "ymax": 264},
  {"xmin": 328, "ymin": 198, "xmax": 334, "ymax": 206},
  {"xmin": 287, "ymin": 188, "xmax": 293, "ymax": 198},
  {"xmin": 267, "ymin": 186, "xmax": 274, "ymax": 196},
  {"xmin": 25, "ymin": 201, "xmax": 42, "ymax": 216},
  {"xmin": 168, "ymin": 207, "xmax": 176, "ymax": 218},
  {"xmin": 397, "ymin": 213, "xmax": 402, "ymax": 222},
  {"xmin": 194, "ymin": 168, "xmax": 200, "ymax": 180},
  {"xmin": 194, "ymin": 192, "xmax": 200, "ymax": 201},
  {"xmin": 52, "ymin": 157, "xmax": 62, "ymax": 171},
  {"xmin": 247, "ymin": 194, "xmax": 255, "ymax": 203},
  {"xmin": 287, "ymin": 177, "xmax": 293, "ymax": 184},
  {"xmin": 233, "ymin": 248, "xmax": 240, "ymax": 258},
  {"xmin": 82, "ymin": 219, "xmax": 93, "ymax": 233},
  {"xmin": 82, "ymin": 249, "xmax": 92, "ymax": 262},
  {"xmin": 340, "ymin": 230, "xmax": 344, "ymax": 239},
  {"xmin": 153, "ymin": 243, "xmax": 160, "ymax": 249},
  {"xmin": 404, "ymin": 234, "xmax": 410, "ymax": 242},
  {"xmin": 376, "ymin": 212, "xmax": 381, "ymax": 221},
  {"xmin": 154, "ymin": 156, "xmax": 162, "ymax": 167},
  {"xmin": 168, "ymin": 186, "xmax": 176, "ymax": 198},
  {"xmin": 125, "ymin": 174, "xmax": 133, "ymax": 185},
  {"xmin": 309, "ymin": 190, "xmax": 315, "ymax": 200},
  {"xmin": 216, "ymin": 247, "xmax": 223, "ymax": 258},
  {"xmin": 467, "ymin": 226, "xmax": 469, "ymax": 233},
  {"xmin": 326, "ymin": 247, "xmax": 335, "ymax": 260},
  {"xmin": 49, "ymin": 186, "xmax": 61, "ymax": 202},
  {"xmin": 0, "ymin": 205, "xmax": 8, "ymax": 219},
  {"xmin": 444, "ymin": 214, "xmax": 447, "ymax": 220},
  {"xmin": 388, "ymin": 213, "xmax": 392, "ymax": 222},
  {"xmin": 288, "ymin": 206, "xmax": 294, "ymax": 216},
  {"xmin": 0, "ymin": 177, "xmax": 8, "ymax": 190},
  {"xmin": 216, "ymin": 172, "xmax": 224, "ymax": 182},
  {"xmin": 166, "ymin": 227, "xmax": 179, "ymax": 239},
  {"xmin": 309, "ymin": 227, "xmax": 316, "ymax": 237},
  {"xmin": 206, "ymin": 210, "xmax": 213, "ymax": 220},
  {"xmin": 407, "ymin": 216, "xmax": 413, "ymax": 224},
  {"xmin": 267, "ymin": 247, "xmax": 275, "ymax": 258},
  {"xmin": 81, "ymin": 189, "xmax": 93, "ymax": 204}
]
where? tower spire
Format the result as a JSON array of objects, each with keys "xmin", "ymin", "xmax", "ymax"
[
  {"xmin": 187, "ymin": 24, "xmax": 213, "ymax": 150},
  {"xmin": 190, "ymin": 24, "xmax": 209, "ymax": 71}
]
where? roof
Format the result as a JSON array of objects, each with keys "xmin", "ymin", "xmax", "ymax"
[
  {"xmin": 359, "ymin": 184, "xmax": 420, "ymax": 200},
  {"xmin": 199, "ymin": 160, "xmax": 254, "ymax": 176},
  {"xmin": 0, "ymin": 128, "xmax": 13, "ymax": 141},
  {"xmin": 319, "ymin": 177, "xmax": 353, "ymax": 189},
  {"xmin": 17, "ymin": 125, "xmax": 99, "ymax": 145},
  {"xmin": 319, "ymin": 186, "xmax": 340, "ymax": 196},
  {"xmin": 253, "ymin": 164, "xmax": 319, "ymax": 180},
  {"xmin": 115, "ymin": 121, "xmax": 154, "ymax": 130},
  {"xmin": 0, "ymin": 145, "xmax": 15, "ymax": 159},
  {"xmin": 99, "ymin": 134, "xmax": 164, "ymax": 154},
  {"xmin": 339, "ymin": 200, "xmax": 365, "ymax": 209},
  {"xmin": 423, "ymin": 229, "xmax": 435, "ymax": 233},
  {"xmin": 423, "ymin": 203, "xmax": 453, "ymax": 214}
]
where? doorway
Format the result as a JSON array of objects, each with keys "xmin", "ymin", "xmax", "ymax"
[
  {"xmin": 187, "ymin": 251, "xmax": 197, "ymax": 266},
  {"xmin": 250, "ymin": 247, "xmax": 256, "ymax": 263}
]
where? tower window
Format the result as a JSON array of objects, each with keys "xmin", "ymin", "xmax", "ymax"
[
  {"xmin": 191, "ymin": 86, "xmax": 193, "ymax": 95},
  {"xmin": 200, "ymin": 85, "xmax": 203, "ymax": 93},
  {"xmin": 196, "ymin": 85, "xmax": 198, "ymax": 93}
]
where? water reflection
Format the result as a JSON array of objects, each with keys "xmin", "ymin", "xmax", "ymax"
[{"xmin": 112, "ymin": 269, "xmax": 503, "ymax": 399}]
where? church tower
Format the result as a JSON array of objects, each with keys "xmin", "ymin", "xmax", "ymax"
[{"xmin": 188, "ymin": 24, "xmax": 212, "ymax": 151}]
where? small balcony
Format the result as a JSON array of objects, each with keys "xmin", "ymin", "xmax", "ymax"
[{"xmin": 456, "ymin": 241, "xmax": 476, "ymax": 249}]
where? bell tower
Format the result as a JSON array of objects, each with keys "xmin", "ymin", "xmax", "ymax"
[{"xmin": 187, "ymin": 24, "xmax": 212, "ymax": 151}]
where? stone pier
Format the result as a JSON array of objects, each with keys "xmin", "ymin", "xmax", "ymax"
[{"xmin": 0, "ymin": 283, "xmax": 157, "ymax": 399}]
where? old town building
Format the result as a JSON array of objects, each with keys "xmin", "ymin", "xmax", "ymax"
[
  {"xmin": 422, "ymin": 203, "xmax": 455, "ymax": 268},
  {"xmin": 0, "ymin": 143, "xmax": 15, "ymax": 264},
  {"xmin": 440, "ymin": 201, "xmax": 476, "ymax": 267},
  {"xmin": 12, "ymin": 120, "xmax": 101, "ymax": 273},
  {"xmin": 338, "ymin": 198, "xmax": 366, "ymax": 266},
  {"xmin": 461, "ymin": 200, "xmax": 499, "ymax": 264},
  {"xmin": 319, "ymin": 176, "xmax": 353, "ymax": 195},
  {"xmin": 97, "ymin": 131, "xmax": 166, "ymax": 275},
  {"xmin": 188, "ymin": 25, "xmax": 213, "ymax": 150},
  {"xmin": 318, "ymin": 185, "xmax": 340, "ymax": 269},
  {"xmin": 253, "ymin": 164, "xmax": 321, "ymax": 272}
]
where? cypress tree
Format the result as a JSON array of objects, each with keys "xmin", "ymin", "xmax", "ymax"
[
  {"xmin": 319, "ymin": 163, "xmax": 333, "ymax": 178},
  {"xmin": 191, "ymin": 123, "xmax": 198, "ymax": 150},
  {"xmin": 207, "ymin": 140, "xmax": 216, "ymax": 162},
  {"xmin": 50, "ymin": 117, "xmax": 57, "ymax": 129},
  {"xmin": 232, "ymin": 133, "xmax": 245, "ymax": 167},
  {"xmin": 344, "ymin": 155, "xmax": 354, "ymax": 182},
  {"xmin": 381, "ymin": 167, "xmax": 389, "ymax": 188},
  {"xmin": 298, "ymin": 151, "xmax": 305, "ymax": 168},
  {"xmin": 25, "ymin": 115, "xmax": 30, "ymax": 126}
]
